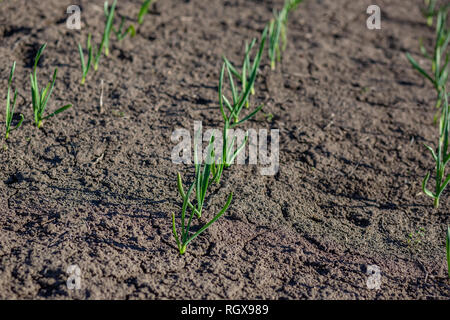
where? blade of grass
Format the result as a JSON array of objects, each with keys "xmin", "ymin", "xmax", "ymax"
[
  {"xmin": 42, "ymin": 104, "xmax": 72, "ymax": 120},
  {"xmin": 78, "ymin": 33, "xmax": 93, "ymax": 85},
  {"xmin": 5, "ymin": 61, "xmax": 23, "ymax": 140},
  {"xmin": 183, "ymin": 192, "xmax": 233, "ymax": 248},
  {"xmin": 30, "ymin": 44, "xmax": 72, "ymax": 128},
  {"xmin": 138, "ymin": 0, "xmax": 155, "ymax": 25},
  {"xmin": 94, "ymin": 0, "xmax": 117, "ymax": 70}
]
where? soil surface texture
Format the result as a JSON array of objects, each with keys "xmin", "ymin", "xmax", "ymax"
[{"xmin": 0, "ymin": 0, "xmax": 449, "ymax": 299}]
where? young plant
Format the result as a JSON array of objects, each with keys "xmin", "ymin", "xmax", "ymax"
[
  {"xmin": 406, "ymin": 7, "xmax": 449, "ymax": 111},
  {"xmin": 179, "ymin": 135, "xmax": 221, "ymax": 219},
  {"xmin": 267, "ymin": 0, "xmax": 303, "ymax": 70},
  {"xmin": 284, "ymin": 0, "xmax": 304, "ymax": 13},
  {"xmin": 93, "ymin": 0, "xmax": 117, "ymax": 71},
  {"xmin": 222, "ymin": 27, "xmax": 267, "ymax": 124},
  {"xmin": 268, "ymin": 9, "xmax": 285, "ymax": 70},
  {"xmin": 212, "ymin": 28, "xmax": 268, "ymax": 183},
  {"xmin": 447, "ymin": 225, "xmax": 450, "ymax": 279},
  {"xmin": 112, "ymin": 17, "xmax": 136, "ymax": 41},
  {"xmin": 194, "ymin": 135, "xmax": 216, "ymax": 218},
  {"xmin": 422, "ymin": 90, "xmax": 450, "ymax": 208},
  {"xmin": 102, "ymin": 0, "xmax": 117, "ymax": 56},
  {"xmin": 5, "ymin": 61, "xmax": 23, "ymax": 140},
  {"xmin": 407, "ymin": 227, "xmax": 426, "ymax": 246},
  {"xmin": 172, "ymin": 141, "xmax": 233, "ymax": 255},
  {"xmin": 422, "ymin": 0, "xmax": 438, "ymax": 27},
  {"xmin": 78, "ymin": 34, "xmax": 93, "ymax": 85},
  {"xmin": 103, "ymin": 5, "xmax": 136, "ymax": 41},
  {"xmin": 408, "ymin": 6, "xmax": 450, "ymax": 207},
  {"xmin": 223, "ymin": 38, "xmax": 257, "ymax": 108},
  {"xmin": 138, "ymin": 0, "xmax": 155, "ymax": 25},
  {"xmin": 30, "ymin": 44, "xmax": 72, "ymax": 128},
  {"xmin": 280, "ymin": 0, "xmax": 304, "ymax": 51}
]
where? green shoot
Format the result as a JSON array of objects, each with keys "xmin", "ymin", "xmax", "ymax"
[
  {"xmin": 268, "ymin": 10, "xmax": 284, "ymax": 70},
  {"xmin": 78, "ymin": 34, "xmax": 93, "ymax": 85},
  {"xmin": 30, "ymin": 44, "xmax": 72, "ymax": 129},
  {"xmin": 284, "ymin": 0, "xmax": 304, "ymax": 12},
  {"xmin": 138, "ymin": 0, "xmax": 155, "ymax": 25},
  {"xmin": 408, "ymin": 5, "xmax": 450, "ymax": 208},
  {"xmin": 212, "ymin": 27, "xmax": 267, "ymax": 184},
  {"xmin": 447, "ymin": 225, "xmax": 450, "ymax": 279},
  {"xmin": 422, "ymin": 89, "xmax": 450, "ymax": 208},
  {"xmin": 268, "ymin": 0, "xmax": 303, "ymax": 70},
  {"xmin": 406, "ymin": 7, "xmax": 449, "ymax": 111},
  {"xmin": 103, "ymin": 4, "xmax": 136, "ymax": 41},
  {"xmin": 173, "ymin": 163, "xmax": 233, "ymax": 254},
  {"xmin": 280, "ymin": 0, "xmax": 304, "ymax": 51},
  {"xmin": 178, "ymin": 135, "xmax": 218, "ymax": 219},
  {"xmin": 5, "ymin": 61, "xmax": 23, "ymax": 140},
  {"xmin": 223, "ymin": 38, "xmax": 257, "ymax": 108},
  {"xmin": 221, "ymin": 27, "xmax": 267, "ymax": 125},
  {"xmin": 407, "ymin": 227, "xmax": 426, "ymax": 246},
  {"xmin": 103, "ymin": 0, "xmax": 117, "ymax": 56},
  {"xmin": 264, "ymin": 112, "xmax": 274, "ymax": 122},
  {"xmin": 171, "ymin": 28, "xmax": 266, "ymax": 252},
  {"xmin": 93, "ymin": 0, "xmax": 117, "ymax": 71},
  {"xmin": 423, "ymin": 0, "xmax": 437, "ymax": 27},
  {"xmin": 113, "ymin": 17, "xmax": 136, "ymax": 41}
]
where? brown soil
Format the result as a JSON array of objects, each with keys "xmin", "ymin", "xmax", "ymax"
[{"xmin": 0, "ymin": 0, "xmax": 449, "ymax": 299}]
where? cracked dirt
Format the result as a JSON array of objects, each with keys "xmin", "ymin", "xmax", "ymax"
[{"xmin": 0, "ymin": 0, "xmax": 449, "ymax": 299}]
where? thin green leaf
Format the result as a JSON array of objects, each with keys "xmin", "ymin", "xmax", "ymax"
[
  {"xmin": 185, "ymin": 192, "xmax": 233, "ymax": 247},
  {"xmin": 422, "ymin": 172, "xmax": 435, "ymax": 199},
  {"xmin": 138, "ymin": 0, "xmax": 154, "ymax": 25},
  {"xmin": 406, "ymin": 53, "xmax": 435, "ymax": 85},
  {"xmin": 230, "ymin": 104, "xmax": 263, "ymax": 128},
  {"xmin": 40, "ymin": 68, "xmax": 58, "ymax": 115},
  {"xmin": 78, "ymin": 43, "xmax": 86, "ymax": 73},
  {"xmin": 33, "ymin": 44, "xmax": 47, "ymax": 72},
  {"xmin": 227, "ymin": 135, "xmax": 248, "ymax": 165},
  {"xmin": 436, "ymin": 174, "xmax": 450, "ymax": 198},
  {"xmin": 424, "ymin": 143, "xmax": 438, "ymax": 162},
  {"xmin": 171, "ymin": 213, "xmax": 181, "ymax": 252},
  {"xmin": 42, "ymin": 104, "xmax": 72, "ymax": 120},
  {"xmin": 12, "ymin": 114, "xmax": 24, "ymax": 131},
  {"xmin": 218, "ymin": 63, "xmax": 228, "ymax": 122}
]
